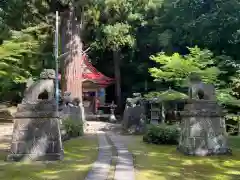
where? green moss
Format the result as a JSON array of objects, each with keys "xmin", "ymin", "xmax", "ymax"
[
  {"xmin": 0, "ymin": 135, "xmax": 98, "ymax": 180},
  {"xmin": 124, "ymin": 135, "xmax": 240, "ymax": 180}
]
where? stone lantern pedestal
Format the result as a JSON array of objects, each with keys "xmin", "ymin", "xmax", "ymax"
[
  {"xmin": 7, "ymin": 101, "xmax": 64, "ymax": 161},
  {"xmin": 7, "ymin": 69, "xmax": 64, "ymax": 161},
  {"xmin": 178, "ymin": 100, "xmax": 232, "ymax": 156}
]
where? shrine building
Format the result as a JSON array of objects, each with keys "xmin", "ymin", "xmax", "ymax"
[{"xmin": 59, "ymin": 54, "xmax": 114, "ymax": 114}]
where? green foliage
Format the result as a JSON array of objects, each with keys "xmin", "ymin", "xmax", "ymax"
[
  {"xmin": 0, "ymin": 0, "xmax": 240, "ymax": 114},
  {"xmin": 225, "ymin": 114, "xmax": 240, "ymax": 135},
  {"xmin": 62, "ymin": 118, "xmax": 84, "ymax": 138},
  {"xmin": 103, "ymin": 23, "xmax": 135, "ymax": 50},
  {"xmin": 0, "ymin": 30, "xmax": 39, "ymax": 83},
  {"xmin": 144, "ymin": 90, "xmax": 188, "ymax": 101},
  {"xmin": 143, "ymin": 124, "xmax": 180, "ymax": 145},
  {"xmin": 216, "ymin": 89, "xmax": 240, "ymax": 107},
  {"xmin": 149, "ymin": 46, "xmax": 222, "ymax": 87},
  {"xmin": 226, "ymin": 114, "xmax": 240, "ymax": 122},
  {"xmin": 144, "ymin": 91, "xmax": 162, "ymax": 99},
  {"xmin": 0, "ymin": 24, "xmax": 51, "ymax": 100},
  {"xmin": 231, "ymin": 70, "xmax": 240, "ymax": 98},
  {"xmin": 148, "ymin": 46, "xmax": 240, "ymax": 107}
]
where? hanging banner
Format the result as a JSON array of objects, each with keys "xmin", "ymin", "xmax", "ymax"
[{"xmin": 98, "ymin": 88, "xmax": 105, "ymax": 97}]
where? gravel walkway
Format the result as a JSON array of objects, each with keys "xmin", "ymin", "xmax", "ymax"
[{"xmin": 84, "ymin": 131, "xmax": 112, "ymax": 180}]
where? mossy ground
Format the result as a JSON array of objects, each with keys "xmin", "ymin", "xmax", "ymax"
[
  {"xmin": 0, "ymin": 135, "xmax": 98, "ymax": 180},
  {"xmin": 123, "ymin": 135, "xmax": 240, "ymax": 180}
]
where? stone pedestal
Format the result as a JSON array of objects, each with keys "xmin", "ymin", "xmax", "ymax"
[
  {"xmin": 178, "ymin": 100, "xmax": 232, "ymax": 156},
  {"xmin": 7, "ymin": 101, "xmax": 64, "ymax": 161}
]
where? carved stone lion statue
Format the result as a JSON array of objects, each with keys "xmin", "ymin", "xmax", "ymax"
[
  {"xmin": 188, "ymin": 73, "xmax": 216, "ymax": 100},
  {"xmin": 22, "ymin": 69, "xmax": 55, "ymax": 104}
]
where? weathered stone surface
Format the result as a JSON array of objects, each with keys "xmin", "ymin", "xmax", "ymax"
[
  {"xmin": 7, "ymin": 70, "xmax": 63, "ymax": 161},
  {"xmin": 7, "ymin": 115, "xmax": 63, "ymax": 161},
  {"xmin": 17, "ymin": 103, "xmax": 57, "ymax": 112},
  {"xmin": 62, "ymin": 105, "xmax": 82, "ymax": 120},
  {"xmin": 122, "ymin": 94, "xmax": 147, "ymax": 134},
  {"xmin": 178, "ymin": 78, "xmax": 231, "ymax": 156},
  {"xmin": 22, "ymin": 69, "xmax": 55, "ymax": 104},
  {"xmin": 188, "ymin": 73, "xmax": 216, "ymax": 100},
  {"xmin": 39, "ymin": 69, "xmax": 55, "ymax": 79},
  {"xmin": 108, "ymin": 133, "xmax": 135, "ymax": 180},
  {"xmin": 84, "ymin": 132, "xmax": 112, "ymax": 180}
]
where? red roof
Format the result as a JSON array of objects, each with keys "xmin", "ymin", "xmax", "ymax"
[{"xmin": 59, "ymin": 54, "xmax": 114, "ymax": 87}]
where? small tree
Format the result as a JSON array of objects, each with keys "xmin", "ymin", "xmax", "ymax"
[
  {"xmin": 148, "ymin": 46, "xmax": 240, "ymax": 106},
  {"xmin": 149, "ymin": 46, "xmax": 222, "ymax": 87},
  {"xmin": 103, "ymin": 23, "xmax": 135, "ymax": 110}
]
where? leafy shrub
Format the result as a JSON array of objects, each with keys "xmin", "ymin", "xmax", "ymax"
[
  {"xmin": 143, "ymin": 124, "xmax": 180, "ymax": 145},
  {"xmin": 62, "ymin": 118, "xmax": 83, "ymax": 138},
  {"xmin": 225, "ymin": 114, "xmax": 240, "ymax": 135}
]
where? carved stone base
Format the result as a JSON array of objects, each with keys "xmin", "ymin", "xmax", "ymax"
[
  {"xmin": 7, "ymin": 102, "xmax": 64, "ymax": 162},
  {"xmin": 177, "ymin": 144, "xmax": 232, "ymax": 156},
  {"xmin": 179, "ymin": 100, "xmax": 232, "ymax": 156},
  {"xmin": 7, "ymin": 152, "xmax": 64, "ymax": 161}
]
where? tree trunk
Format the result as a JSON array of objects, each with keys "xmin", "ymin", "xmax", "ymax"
[
  {"xmin": 60, "ymin": 6, "xmax": 83, "ymax": 102},
  {"xmin": 113, "ymin": 50, "xmax": 122, "ymax": 111}
]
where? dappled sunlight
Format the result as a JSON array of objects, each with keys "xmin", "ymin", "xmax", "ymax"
[
  {"xmin": 225, "ymin": 170, "xmax": 240, "ymax": 175},
  {"xmin": 37, "ymin": 163, "xmax": 91, "ymax": 180},
  {"xmin": 40, "ymin": 174, "xmax": 60, "ymax": 180},
  {"xmin": 0, "ymin": 135, "xmax": 98, "ymax": 180},
  {"xmin": 181, "ymin": 159, "xmax": 194, "ymax": 165},
  {"xmin": 123, "ymin": 135, "xmax": 240, "ymax": 180},
  {"xmin": 223, "ymin": 160, "xmax": 240, "ymax": 167},
  {"xmin": 0, "ymin": 142, "xmax": 9, "ymax": 149}
]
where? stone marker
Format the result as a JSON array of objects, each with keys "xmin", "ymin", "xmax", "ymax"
[
  {"xmin": 122, "ymin": 93, "xmax": 147, "ymax": 134},
  {"xmin": 7, "ymin": 69, "xmax": 64, "ymax": 161},
  {"xmin": 178, "ymin": 74, "xmax": 231, "ymax": 156}
]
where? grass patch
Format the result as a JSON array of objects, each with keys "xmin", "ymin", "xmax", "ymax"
[
  {"xmin": 229, "ymin": 136, "xmax": 240, "ymax": 149},
  {"xmin": 0, "ymin": 135, "xmax": 98, "ymax": 180},
  {"xmin": 123, "ymin": 135, "xmax": 240, "ymax": 180}
]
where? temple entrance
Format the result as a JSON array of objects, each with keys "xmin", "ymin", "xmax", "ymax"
[{"xmin": 59, "ymin": 53, "xmax": 115, "ymax": 119}]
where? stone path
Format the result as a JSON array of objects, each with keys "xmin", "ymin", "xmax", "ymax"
[
  {"xmin": 108, "ymin": 133, "xmax": 135, "ymax": 180},
  {"xmin": 85, "ymin": 121, "xmax": 135, "ymax": 180},
  {"xmin": 84, "ymin": 131, "xmax": 112, "ymax": 180}
]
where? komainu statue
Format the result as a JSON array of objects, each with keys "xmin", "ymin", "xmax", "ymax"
[
  {"xmin": 7, "ymin": 69, "xmax": 64, "ymax": 162},
  {"xmin": 178, "ymin": 73, "xmax": 231, "ymax": 156},
  {"xmin": 188, "ymin": 72, "xmax": 216, "ymax": 100},
  {"xmin": 22, "ymin": 69, "xmax": 55, "ymax": 104}
]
